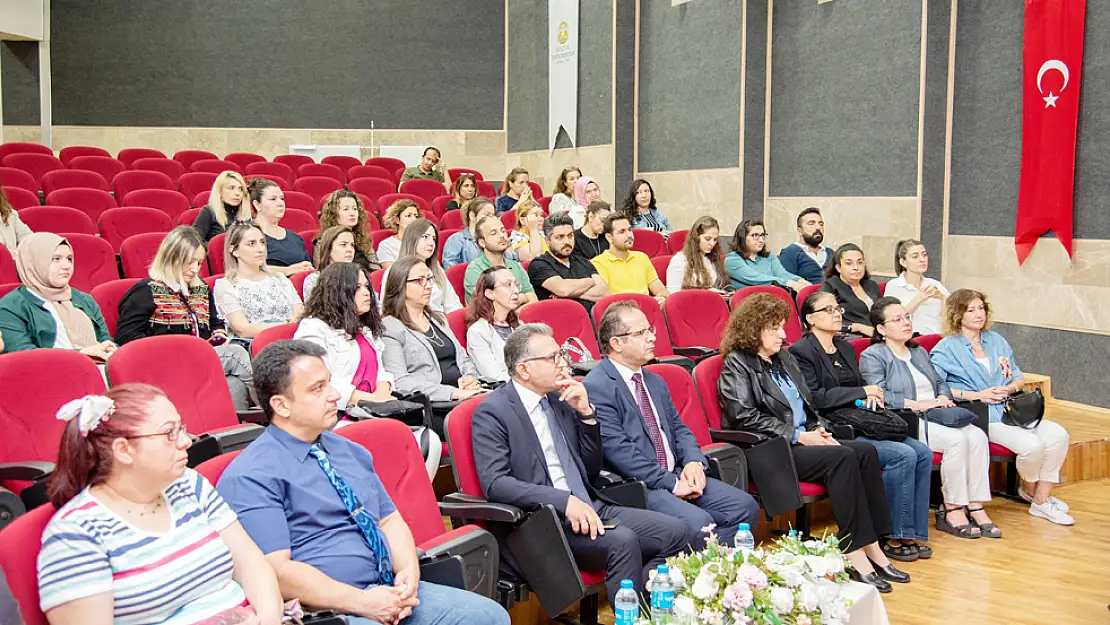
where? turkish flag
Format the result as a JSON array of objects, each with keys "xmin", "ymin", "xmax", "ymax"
[{"xmin": 1015, "ymin": 0, "xmax": 1086, "ymax": 264}]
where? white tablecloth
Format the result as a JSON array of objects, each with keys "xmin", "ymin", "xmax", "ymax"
[{"xmin": 842, "ymin": 580, "xmax": 891, "ymax": 625}]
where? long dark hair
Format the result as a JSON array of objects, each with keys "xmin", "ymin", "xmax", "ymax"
[
  {"xmin": 49, "ymin": 384, "xmax": 166, "ymax": 508},
  {"xmin": 680, "ymin": 216, "xmax": 726, "ymax": 289},
  {"xmin": 465, "ymin": 266, "xmax": 521, "ymax": 328},
  {"xmin": 382, "ymin": 255, "xmax": 445, "ymax": 329},
  {"xmin": 868, "ymin": 295, "xmax": 918, "ymax": 347},
  {"xmin": 618, "ymin": 178, "xmax": 656, "ymax": 223},
  {"xmin": 729, "ymin": 219, "xmax": 770, "ymax": 258},
  {"xmin": 825, "ymin": 243, "xmax": 870, "ymax": 281},
  {"xmin": 303, "ymin": 262, "xmax": 385, "ymax": 339}
]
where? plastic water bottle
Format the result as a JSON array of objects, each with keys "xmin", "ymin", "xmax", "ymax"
[
  {"xmin": 856, "ymin": 398, "xmax": 875, "ymax": 410},
  {"xmin": 788, "ymin": 529, "xmax": 798, "ymax": 539},
  {"xmin": 614, "ymin": 579, "xmax": 639, "ymax": 625},
  {"xmin": 734, "ymin": 522, "xmax": 755, "ymax": 563},
  {"xmin": 651, "ymin": 564, "xmax": 675, "ymax": 624}
]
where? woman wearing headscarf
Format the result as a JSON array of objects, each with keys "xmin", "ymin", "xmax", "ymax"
[
  {"xmin": 0, "ymin": 232, "xmax": 115, "ymax": 358},
  {"xmin": 571, "ymin": 175, "xmax": 602, "ymax": 229}
]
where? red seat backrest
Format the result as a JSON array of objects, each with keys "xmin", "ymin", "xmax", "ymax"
[
  {"xmin": 376, "ymin": 192, "xmax": 428, "ymax": 215},
  {"xmin": 2, "ymin": 153, "xmax": 63, "ymax": 186},
  {"xmin": 274, "ymin": 154, "xmax": 315, "ymax": 172},
  {"xmin": 0, "ymin": 251, "xmax": 17, "ymax": 283},
  {"xmin": 631, "ymin": 229, "xmax": 667, "ymax": 258},
  {"xmin": 279, "ymin": 209, "xmax": 317, "ymax": 232},
  {"xmin": 191, "ymin": 159, "xmax": 242, "ymax": 175},
  {"xmin": 338, "ymin": 419, "xmax": 447, "ymax": 545},
  {"xmin": 173, "ymin": 150, "xmax": 219, "ymax": 169},
  {"xmin": 179, "ymin": 207, "xmax": 201, "ymax": 226},
  {"xmin": 63, "ymin": 234, "xmax": 119, "ymax": 292},
  {"xmin": 592, "ymin": 293, "xmax": 674, "ymax": 357},
  {"xmin": 246, "ymin": 161, "xmax": 295, "ymax": 187},
  {"xmin": 251, "ymin": 322, "xmax": 299, "ymax": 358},
  {"xmin": 60, "ymin": 145, "xmax": 111, "ymax": 165},
  {"xmin": 224, "ymin": 153, "xmax": 267, "ymax": 170},
  {"xmin": 91, "ymin": 278, "xmax": 143, "ymax": 337},
  {"xmin": 693, "ymin": 354, "xmax": 726, "ymax": 428},
  {"xmin": 850, "ymin": 337, "xmax": 871, "ymax": 362},
  {"xmin": 477, "ymin": 181, "xmax": 497, "ymax": 198},
  {"xmin": 68, "ymin": 156, "xmax": 126, "ymax": 184},
  {"xmin": 526, "ymin": 181, "xmax": 543, "ymax": 199},
  {"xmin": 499, "ymin": 211, "xmax": 517, "ymax": 233},
  {"xmin": 3, "ymin": 186, "xmax": 40, "ymax": 209},
  {"xmin": 646, "ymin": 362, "xmax": 712, "ymax": 446},
  {"xmin": 0, "ymin": 282, "xmax": 19, "ymax": 298},
  {"xmin": 0, "ymin": 142, "xmax": 53, "ymax": 160},
  {"xmin": 348, "ymin": 165, "xmax": 395, "ymax": 183},
  {"xmin": 299, "ymin": 163, "xmax": 345, "ymax": 184},
  {"xmin": 370, "ymin": 229, "xmax": 394, "ymax": 251},
  {"xmin": 113, "ymin": 170, "xmax": 176, "ymax": 198},
  {"xmin": 369, "ymin": 268, "xmax": 386, "ymax": 296},
  {"xmin": 445, "ymin": 263, "xmax": 468, "ymax": 304},
  {"xmin": 519, "ymin": 299, "xmax": 601, "ymax": 360},
  {"xmin": 444, "ymin": 396, "xmax": 489, "ymax": 497},
  {"xmin": 399, "ymin": 179, "xmax": 448, "ymax": 207},
  {"xmin": 98, "ymin": 207, "xmax": 174, "ymax": 252},
  {"xmin": 350, "ymin": 178, "xmax": 400, "ymax": 211},
  {"xmin": 299, "ymin": 231, "xmax": 317, "ymax": 261},
  {"xmin": 796, "ymin": 283, "xmax": 822, "ymax": 311},
  {"xmin": 447, "ymin": 309, "xmax": 468, "ymax": 351},
  {"xmin": 650, "ymin": 255, "xmax": 672, "ymax": 282},
  {"xmin": 664, "ymin": 289, "xmax": 730, "ymax": 349},
  {"xmin": 44, "ymin": 188, "xmax": 118, "ymax": 222},
  {"xmin": 41, "ymin": 169, "xmax": 109, "ymax": 194},
  {"xmin": 431, "ymin": 196, "xmax": 452, "ymax": 219},
  {"xmin": 122, "ymin": 189, "xmax": 191, "ymax": 221},
  {"xmin": 730, "ymin": 286, "xmax": 803, "ymax": 344},
  {"xmin": 19, "ymin": 206, "xmax": 97, "ymax": 236},
  {"xmin": 440, "ymin": 210, "xmax": 463, "ymax": 231},
  {"xmin": 208, "ymin": 233, "xmax": 228, "ymax": 275},
  {"xmin": 666, "ymin": 229, "xmax": 689, "ymax": 255},
  {"xmin": 289, "ymin": 270, "xmax": 313, "ymax": 300},
  {"xmin": 293, "ymin": 176, "xmax": 343, "ymax": 202},
  {"xmin": 107, "ymin": 335, "xmax": 239, "ymax": 434},
  {"xmin": 194, "ymin": 449, "xmax": 242, "ymax": 485},
  {"xmin": 321, "ymin": 155, "xmax": 362, "ymax": 173},
  {"xmin": 179, "ymin": 172, "xmax": 219, "ymax": 199},
  {"xmin": 0, "ymin": 349, "xmax": 106, "ymax": 471},
  {"xmin": 0, "ymin": 166, "xmax": 38, "ymax": 193},
  {"xmin": 0, "ymin": 503, "xmax": 56, "ymax": 625},
  {"xmin": 282, "ymin": 190, "xmax": 316, "ymax": 215},
  {"xmin": 131, "ymin": 157, "xmax": 186, "ymax": 182},
  {"xmin": 366, "ymin": 157, "xmax": 406, "ymax": 178},
  {"xmin": 917, "ymin": 333, "xmax": 942, "ymax": 353},
  {"xmin": 120, "ymin": 232, "xmax": 169, "ymax": 278},
  {"xmin": 117, "ymin": 148, "xmax": 167, "ymax": 167}
]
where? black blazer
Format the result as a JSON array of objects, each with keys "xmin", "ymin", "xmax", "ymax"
[
  {"xmin": 821, "ymin": 275, "xmax": 883, "ymax": 331},
  {"xmin": 788, "ymin": 333, "xmax": 868, "ymax": 413},
  {"xmin": 717, "ymin": 348, "xmax": 825, "ymax": 443}
]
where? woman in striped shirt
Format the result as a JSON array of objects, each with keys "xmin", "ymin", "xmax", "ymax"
[{"xmin": 37, "ymin": 385, "xmax": 282, "ymax": 625}]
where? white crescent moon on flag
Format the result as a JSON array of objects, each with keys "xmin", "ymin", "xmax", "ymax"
[{"xmin": 1037, "ymin": 60, "xmax": 1069, "ymax": 93}]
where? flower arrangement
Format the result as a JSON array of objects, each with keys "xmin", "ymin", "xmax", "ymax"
[{"xmin": 642, "ymin": 526, "xmax": 854, "ymax": 625}]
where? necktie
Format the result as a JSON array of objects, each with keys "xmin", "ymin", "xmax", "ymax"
[
  {"xmin": 308, "ymin": 443, "xmax": 394, "ymax": 585},
  {"xmin": 539, "ymin": 398, "xmax": 593, "ymax": 505},
  {"xmin": 631, "ymin": 372, "xmax": 668, "ymax": 469}
]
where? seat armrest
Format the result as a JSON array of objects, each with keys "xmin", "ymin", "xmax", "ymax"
[
  {"xmin": 828, "ymin": 424, "xmax": 855, "ymax": 440},
  {"xmin": 236, "ymin": 408, "xmax": 268, "ymax": 425},
  {"xmin": 0, "ymin": 461, "xmax": 54, "ymax": 482},
  {"xmin": 440, "ymin": 493, "xmax": 524, "ymax": 524},
  {"xmin": 595, "ymin": 478, "xmax": 648, "ymax": 509},
  {"xmin": 208, "ymin": 424, "xmax": 265, "ymax": 452},
  {"xmin": 673, "ymin": 346, "xmax": 718, "ymax": 359},
  {"xmin": 709, "ymin": 428, "xmax": 762, "ymax": 446}
]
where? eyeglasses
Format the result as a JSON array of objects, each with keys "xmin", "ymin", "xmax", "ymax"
[
  {"xmin": 884, "ymin": 315, "xmax": 911, "ymax": 326},
  {"xmin": 494, "ymin": 280, "xmax": 521, "ymax": 292},
  {"xmin": 231, "ymin": 219, "xmax": 255, "ymax": 226},
  {"xmin": 407, "ymin": 275, "xmax": 434, "ymax": 287},
  {"xmin": 615, "ymin": 325, "xmax": 656, "ymax": 339},
  {"xmin": 126, "ymin": 423, "xmax": 189, "ymax": 443},
  {"xmin": 749, "ymin": 232, "xmax": 768, "ymax": 239},
  {"xmin": 523, "ymin": 348, "xmax": 570, "ymax": 365},
  {"xmin": 815, "ymin": 305, "xmax": 845, "ymax": 315}
]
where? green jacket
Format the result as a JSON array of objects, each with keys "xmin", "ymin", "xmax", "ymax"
[{"xmin": 0, "ymin": 286, "xmax": 111, "ymax": 353}]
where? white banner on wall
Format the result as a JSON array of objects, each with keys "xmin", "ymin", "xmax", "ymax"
[{"xmin": 548, "ymin": 0, "xmax": 579, "ymax": 152}]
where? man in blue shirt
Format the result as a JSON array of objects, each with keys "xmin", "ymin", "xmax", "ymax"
[
  {"xmin": 778, "ymin": 207, "xmax": 831, "ymax": 284},
  {"xmin": 217, "ymin": 340, "xmax": 508, "ymax": 625}
]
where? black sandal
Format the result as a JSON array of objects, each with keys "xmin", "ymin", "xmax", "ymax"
[
  {"xmin": 912, "ymin": 543, "xmax": 933, "ymax": 559},
  {"xmin": 966, "ymin": 506, "xmax": 1002, "ymax": 539},
  {"xmin": 881, "ymin": 540, "xmax": 919, "ymax": 562},
  {"xmin": 935, "ymin": 505, "xmax": 980, "ymax": 539}
]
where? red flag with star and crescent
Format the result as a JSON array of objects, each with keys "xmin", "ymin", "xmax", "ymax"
[{"xmin": 1015, "ymin": 0, "xmax": 1086, "ymax": 264}]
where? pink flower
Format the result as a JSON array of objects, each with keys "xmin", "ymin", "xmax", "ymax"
[
  {"xmin": 722, "ymin": 583, "xmax": 754, "ymax": 611},
  {"xmin": 737, "ymin": 564, "xmax": 768, "ymax": 590}
]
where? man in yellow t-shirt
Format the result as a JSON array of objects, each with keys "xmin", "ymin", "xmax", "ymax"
[{"xmin": 590, "ymin": 215, "xmax": 670, "ymax": 305}]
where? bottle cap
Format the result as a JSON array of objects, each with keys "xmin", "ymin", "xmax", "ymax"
[
  {"xmin": 657, "ymin": 564, "xmax": 669, "ymax": 573},
  {"xmin": 620, "ymin": 579, "xmax": 633, "ymax": 589},
  {"xmin": 738, "ymin": 522, "xmax": 750, "ymax": 531}
]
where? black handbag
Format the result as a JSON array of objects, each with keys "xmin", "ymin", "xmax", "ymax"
[
  {"xmin": 1002, "ymin": 389, "xmax": 1045, "ymax": 429},
  {"xmin": 353, "ymin": 398, "xmax": 427, "ymax": 427},
  {"xmin": 826, "ymin": 406, "xmax": 909, "ymax": 442}
]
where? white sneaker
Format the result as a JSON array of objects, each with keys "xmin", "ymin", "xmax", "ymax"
[
  {"xmin": 1018, "ymin": 489, "xmax": 1069, "ymax": 512},
  {"xmin": 1029, "ymin": 500, "xmax": 1075, "ymax": 526}
]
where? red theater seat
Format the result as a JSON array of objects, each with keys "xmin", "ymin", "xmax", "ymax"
[
  {"xmin": 122, "ymin": 188, "xmax": 191, "ymax": 221},
  {"xmin": 731, "ymin": 286, "xmax": 803, "ymax": 344},
  {"xmin": 179, "ymin": 171, "xmax": 219, "ymax": 199},
  {"xmin": 18, "ymin": 206, "xmax": 97, "ymax": 236},
  {"xmin": 0, "ymin": 167, "xmax": 39, "ymax": 193},
  {"xmin": 519, "ymin": 299, "xmax": 601, "ymax": 360},
  {"xmin": 2, "ymin": 154, "xmax": 63, "ymax": 188},
  {"xmin": 91, "ymin": 278, "xmax": 143, "ymax": 337},
  {"xmin": 173, "ymin": 149, "xmax": 218, "ymax": 169},
  {"xmin": 130, "ymin": 157, "xmax": 186, "ymax": 182},
  {"xmin": 224, "ymin": 152, "xmax": 267, "ymax": 170},
  {"xmin": 98, "ymin": 207, "xmax": 174, "ymax": 252},
  {"xmin": 191, "ymin": 159, "xmax": 242, "ymax": 175},
  {"xmin": 299, "ymin": 162, "xmax": 345, "ymax": 184},
  {"xmin": 246, "ymin": 161, "xmax": 295, "ymax": 187},
  {"xmin": 59, "ymin": 145, "xmax": 111, "ymax": 166},
  {"xmin": 63, "ymin": 234, "xmax": 119, "ymax": 291},
  {"xmin": 274, "ymin": 154, "xmax": 315, "ymax": 172},
  {"xmin": 41, "ymin": 168, "xmax": 110, "ymax": 194},
  {"xmin": 68, "ymin": 156, "xmax": 125, "ymax": 184},
  {"xmin": 113, "ymin": 170, "xmax": 176, "ymax": 198},
  {"xmin": 117, "ymin": 148, "xmax": 166, "ymax": 167}
]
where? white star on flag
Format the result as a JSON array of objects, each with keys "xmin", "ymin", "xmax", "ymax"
[{"xmin": 1043, "ymin": 91, "xmax": 1059, "ymax": 108}]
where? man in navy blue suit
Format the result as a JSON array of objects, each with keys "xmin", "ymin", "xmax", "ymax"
[
  {"xmin": 471, "ymin": 324, "xmax": 695, "ymax": 602},
  {"xmin": 584, "ymin": 301, "xmax": 760, "ymax": 547}
]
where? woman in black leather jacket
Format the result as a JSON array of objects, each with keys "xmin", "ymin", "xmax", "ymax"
[{"xmin": 717, "ymin": 293, "xmax": 909, "ymax": 594}]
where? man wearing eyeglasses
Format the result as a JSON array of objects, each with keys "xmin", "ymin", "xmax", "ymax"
[
  {"xmin": 584, "ymin": 302, "xmax": 760, "ymax": 547},
  {"xmin": 472, "ymin": 324, "xmax": 696, "ymax": 607}
]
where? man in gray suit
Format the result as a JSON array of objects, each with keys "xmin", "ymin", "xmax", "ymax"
[{"xmin": 471, "ymin": 324, "xmax": 696, "ymax": 602}]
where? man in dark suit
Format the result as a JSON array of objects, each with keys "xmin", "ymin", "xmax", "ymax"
[
  {"xmin": 584, "ymin": 302, "xmax": 760, "ymax": 547},
  {"xmin": 472, "ymin": 324, "xmax": 696, "ymax": 602}
]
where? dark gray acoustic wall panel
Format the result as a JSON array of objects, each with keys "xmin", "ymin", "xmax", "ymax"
[
  {"xmin": 2, "ymin": 42, "xmax": 39, "ymax": 125},
  {"xmin": 742, "ymin": 0, "xmax": 767, "ymax": 221},
  {"xmin": 506, "ymin": 0, "xmax": 612, "ymax": 153},
  {"xmin": 919, "ymin": 0, "xmax": 951, "ymax": 279},
  {"xmin": 994, "ymin": 323, "xmax": 1110, "ymax": 408},
  {"xmin": 638, "ymin": 0, "xmax": 742, "ymax": 173},
  {"xmin": 614, "ymin": 0, "xmax": 636, "ymax": 188},
  {"xmin": 44, "ymin": 0, "xmax": 504, "ymax": 129},
  {"xmin": 950, "ymin": 1, "xmax": 1110, "ymax": 239},
  {"xmin": 768, "ymin": 0, "xmax": 920, "ymax": 196}
]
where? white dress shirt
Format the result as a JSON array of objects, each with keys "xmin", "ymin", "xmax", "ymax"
[
  {"xmin": 883, "ymin": 273, "xmax": 950, "ymax": 335},
  {"xmin": 609, "ymin": 360, "xmax": 675, "ymax": 471},
  {"xmin": 513, "ymin": 381, "xmax": 570, "ymax": 491}
]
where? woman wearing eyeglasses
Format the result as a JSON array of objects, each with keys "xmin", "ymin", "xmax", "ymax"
[
  {"xmin": 790, "ymin": 291, "xmax": 934, "ymax": 560},
  {"xmin": 465, "ymin": 266, "xmax": 522, "ymax": 383},
  {"xmin": 380, "ymin": 256, "xmax": 484, "ymax": 434},
  {"xmin": 860, "ymin": 297, "xmax": 999, "ymax": 539},
  {"xmin": 37, "ymin": 386, "xmax": 283, "ymax": 625},
  {"xmin": 724, "ymin": 219, "xmax": 811, "ymax": 291}
]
